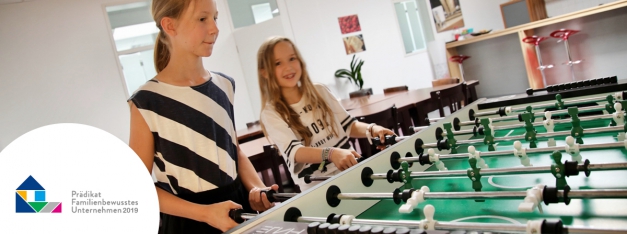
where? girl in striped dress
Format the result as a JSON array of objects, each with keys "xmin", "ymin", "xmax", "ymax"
[{"xmin": 128, "ymin": 0, "xmax": 276, "ymax": 233}]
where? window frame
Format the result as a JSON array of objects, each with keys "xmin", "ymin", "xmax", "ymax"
[
  {"xmin": 391, "ymin": 0, "xmax": 428, "ymax": 57},
  {"xmin": 102, "ymin": 0, "xmax": 157, "ymax": 99}
]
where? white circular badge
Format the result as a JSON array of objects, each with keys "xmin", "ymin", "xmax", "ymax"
[{"xmin": 0, "ymin": 123, "xmax": 159, "ymax": 233}]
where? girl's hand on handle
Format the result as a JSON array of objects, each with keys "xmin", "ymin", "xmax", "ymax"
[
  {"xmin": 330, "ymin": 148, "xmax": 361, "ymax": 171},
  {"xmin": 202, "ymin": 201, "xmax": 242, "ymax": 232},
  {"xmin": 372, "ymin": 125, "xmax": 395, "ymax": 150},
  {"xmin": 249, "ymin": 184, "xmax": 279, "ymax": 211}
]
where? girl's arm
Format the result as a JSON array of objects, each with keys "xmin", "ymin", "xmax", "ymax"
[
  {"xmin": 293, "ymin": 147, "xmax": 359, "ymax": 171},
  {"xmin": 349, "ymin": 121, "xmax": 395, "ymax": 141},
  {"xmin": 237, "ymin": 146, "xmax": 278, "ymax": 211},
  {"xmin": 261, "ymin": 109, "xmax": 360, "ymax": 172},
  {"xmin": 314, "ymin": 84, "xmax": 394, "ymax": 144},
  {"xmin": 128, "ymin": 102, "xmax": 241, "ymax": 232}
]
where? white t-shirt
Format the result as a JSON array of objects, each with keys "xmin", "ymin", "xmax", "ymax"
[{"xmin": 260, "ymin": 84, "xmax": 357, "ymax": 191}]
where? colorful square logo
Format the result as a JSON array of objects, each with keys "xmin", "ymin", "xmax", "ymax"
[{"xmin": 16, "ymin": 176, "xmax": 62, "ymax": 213}]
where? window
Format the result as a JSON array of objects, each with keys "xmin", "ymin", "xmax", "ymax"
[
  {"xmin": 227, "ymin": 0, "xmax": 280, "ymax": 29},
  {"xmin": 251, "ymin": 3, "xmax": 273, "ymax": 24},
  {"xmin": 105, "ymin": 1, "xmax": 158, "ymax": 97},
  {"xmin": 394, "ymin": 0, "xmax": 427, "ymax": 54}
]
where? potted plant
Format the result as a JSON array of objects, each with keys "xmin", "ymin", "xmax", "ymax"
[{"xmin": 335, "ymin": 55, "xmax": 372, "ymax": 97}]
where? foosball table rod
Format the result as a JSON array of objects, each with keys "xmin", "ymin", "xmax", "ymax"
[
  {"xmin": 420, "ymin": 125, "xmax": 625, "ymax": 154},
  {"xmin": 396, "ymin": 137, "xmax": 627, "ymax": 170},
  {"xmin": 460, "ymin": 104, "xmax": 611, "ymax": 128},
  {"xmin": 449, "ymin": 111, "xmax": 625, "ymax": 138},
  {"xmin": 471, "ymin": 91, "xmax": 623, "ymax": 119},
  {"xmin": 321, "ymin": 185, "xmax": 627, "ymax": 213},
  {"xmin": 364, "ymin": 154, "xmax": 627, "ymax": 185}
]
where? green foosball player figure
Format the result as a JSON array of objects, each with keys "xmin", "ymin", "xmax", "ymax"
[
  {"xmin": 568, "ymin": 107, "xmax": 584, "ymax": 144},
  {"xmin": 555, "ymin": 94, "xmax": 566, "ymax": 110},
  {"xmin": 522, "ymin": 113, "xmax": 538, "ymax": 148},
  {"xmin": 551, "ymin": 151, "xmax": 568, "ymax": 190},
  {"xmin": 443, "ymin": 123, "xmax": 458, "ymax": 154},
  {"xmin": 480, "ymin": 118, "xmax": 496, "ymax": 151},
  {"xmin": 467, "ymin": 158, "xmax": 482, "ymax": 192},
  {"xmin": 605, "ymin": 94, "xmax": 617, "ymax": 126}
]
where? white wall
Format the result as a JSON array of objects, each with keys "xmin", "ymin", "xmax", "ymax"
[
  {"xmin": 283, "ymin": 0, "xmax": 435, "ymax": 99},
  {"xmin": 425, "ymin": 0, "xmax": 510, "ymax": 79},
  {"xmin": 233, "ymin": 17, "xmax": 286, "ymax": 119},
  {"xmin": 0, "ymin": 0, "xmax": 256, "ymax": 151},
  {"xmin": 205, "ymin": 0, "xmax": 257, "ymax": 130}
]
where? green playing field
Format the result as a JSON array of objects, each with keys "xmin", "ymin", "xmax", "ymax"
[{"xmin": 358, "ymin": 117, "xmax": 627, "ymax": 229}]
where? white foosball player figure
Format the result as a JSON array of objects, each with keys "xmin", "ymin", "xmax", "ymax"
[
  {"xmin": 398, "ymin": 186, "xmax": 429, "ymax": 213},
  {"xmin": 419, "ymin": 204, "xmax": 437, "ymax": 230},
  {"xmin": 513, "ymin": 141, "xmax": 532, "ymax": 166},
  {"xmin": 468, "ymin": 145, "xmax": 488, "ymax": 168},
  {"xmin": 543, "ymin": 111, "xmax": 556, "ymax": 147},
  {"xmin": 564, "ymin": 136, "xmax": 582, "ymax": 163},
  {"xmin": 427, "ymin": 149, "xmax": 447, "ymax": 171},
  {"xmin": 612, "ymin": 102, "xmax": 625, "ymax": 141},
  {"xmin": 518, "ymin": 184, "xmax": 544, "ymax": 213}
]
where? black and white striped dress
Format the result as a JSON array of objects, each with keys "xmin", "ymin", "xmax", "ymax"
[
  {"xmin": 129, "ymin": 72, "xmax": 239, "ymax": 195},
  {"xmin": 131, "ymin": 72, "xmax": 251, "ymax": 233}
]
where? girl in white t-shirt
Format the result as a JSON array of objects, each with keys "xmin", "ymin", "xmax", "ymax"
[{"xmin": 257, "ymin": 36, "xmax": 394, "ymax": 191}]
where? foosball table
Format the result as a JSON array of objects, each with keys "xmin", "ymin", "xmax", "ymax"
[{"xmin": 228, "ymin": 82, "xmax": 627, "ymax": 234}]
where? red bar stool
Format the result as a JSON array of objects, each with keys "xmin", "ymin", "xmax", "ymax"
[
  {"xmin": 550, "ymin": 29, "xmax": 582, "ymax": 81},
  {"xmin": 449, "ymin": 55, "xmax": 471, "ymax": 81},
  {"xmin": 522, "ymin": 36, "xmax": 553, "ymax": 87}
]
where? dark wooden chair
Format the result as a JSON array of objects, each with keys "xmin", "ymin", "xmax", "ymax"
[
  {"xmin": 353, "ymin": 105, "xmax": 398, "ymax": 157},
  {"xmin": 430, "ymin": 83, "xmax": 466, "ymax": 117},
  {"xmin": 249, "ymin": 144, "xmax": 300, "ymax": 193},
  {"xmin": 349, "ymin": 88, "xmax": 373, "ymax": 98},
  {"xmin": 383, "ymin": 85, "xmax": 408, "ymax": 94},
  {"xmin": 383, "ymin": 85, "xmax": 411, "ymax": 135}
]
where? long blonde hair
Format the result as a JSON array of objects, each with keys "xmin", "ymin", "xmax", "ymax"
[
  {"xmin": 258, "ymin": 37, "xmax": 339, "ymax": 146},
  {"xmin": 151, "ymin": 0, "xmax": 194, "ymax": 73}
]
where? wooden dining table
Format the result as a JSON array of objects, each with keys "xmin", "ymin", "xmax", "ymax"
[
  {"xmin": 239, "ymin": 136, "xmax": 269, "ymax": 157},
  {"xmin": 348, "ymin": 80, "xmax": 479, "ymax": 126},
  {"xmin": 339, "ymin": 91, "xmax": 406, "ymax": 111},
  {"xmin": 236, "ymin": 124, "xmax": 263, "ymax": 144}
]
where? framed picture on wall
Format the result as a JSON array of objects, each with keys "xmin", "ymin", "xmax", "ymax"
[
  {"xmin": 430, "ymin": 0, "xmax": 464, "ymax": 32},
  {"xmin": 338, "ymin": 14, "xmax": 361, "ymax": 34},
  {"xmin": 343, "ymin": 34, "xmax": 366, "ymax": 55}
]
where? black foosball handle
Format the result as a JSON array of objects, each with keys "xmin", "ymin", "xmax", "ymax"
[
  {"xmin": 229, "ymin": 209, "xmax": 245, "ymax": 223},
  {"xmin": 372, "ymin": 135, "xmax": 397, "ymax": 146},
  {"xmin": 357, "ymin": 155, "xmax": 370, "ymax": 163},
  {"xmin": 260, "ymin": 189, "xmax": 278, "ymax": 203}
]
